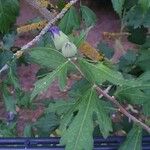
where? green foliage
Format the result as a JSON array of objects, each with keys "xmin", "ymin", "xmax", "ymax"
[
  {"xmin": 97, "ymin": 42, "xmax": 114, "ymax": 59},
  {"xmin": 59, "ymin": 6, "xmax": 80, "ymax": 34},
  {"xmin": 59, "ymin": 5, "xmax": 96, "ymax": 34},
  {"xmin": 45, "ymin": 100, "xmax": 75, "ymax": 116},
  {"xmin": 138, "ymin": 0, "xmax": 150, "ymax": 11},
  {"xmin": 33, "ymin": 113, "xmax": 59, "ymax": 136},
  {"xmin": 1, "ymin": 1, "xmax": 150, "ymax": 149},
  {"xmin": 0, "ymin": 121, "xmax": 16, "ymax": 137},
  {"xmin": 78, "ymin": 58, "xmax": 137, "ymax": 86},
  {"xmin": 29, "ymin": 47, "xmax": 67, "ymax": 69},
  {"xmin": 0, "ymin": 50, "xmax": 14, "ymax": 69},
  {"xmin": 2, "ymin": 32, "xmax": 17, "ymax": 50},
  {"xmin": 80, "ymin": 5, "xmax": 96, "ymax": 27},
  {"xmin": 2, "ymin": 87, "xmax": 16, "ymax": 114},
  {"xmin": 23, "ymin": 124, "xmax": 33, "ymax": 137},
  {"xmin": 16, "ymin": 90, "xmax": 32, "ymax": 108},
  {"xmin": 111, "ymin": 0, "xmax": 125, "ymax": 17},
  {"xmin": 119, "ymin": 125, "xmax": 142, "ymax": 150},
  {"xmin": 118, "ymin": 50, "xmax": 137, "ymax": 73},
  {"xmin": 60, "ymin": 88, "xmax": 112, "ymax": 150},
  {"xmin": 0, "ymin": 0, "xmax": 19, "ymax": 33},
  {"xmin": 137, "ymin": 49, "xmax": 150, "ymax": 71},
  {"xmin": 124, "ymin": 5, "xmax": 150, "ymax": 28},
  {"xmin": 31, "ymin": 60, "xmax": 70, "ymax": 99},
  {"xmin": 127, "ymin": 27, "xmax": 148, "ymax": 45}
]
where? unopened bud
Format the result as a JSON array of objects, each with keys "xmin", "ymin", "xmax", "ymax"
[{"xmin": 62, "ymin": 42, "xmax": 77, "ymax": 58}]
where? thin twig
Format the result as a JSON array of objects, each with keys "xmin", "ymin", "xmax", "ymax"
[
  {"xmin": 95, "ymin": 85, "xmax": 150, "ymax": 134},
  {"xmin": 0, "ymin": 0, "xmax": 79, "ymax": 75},
  {"xmin": 99, "ymin": 85, "xmax": 112, "ymax": 98}
]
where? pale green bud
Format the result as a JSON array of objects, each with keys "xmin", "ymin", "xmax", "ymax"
[{"xmin": 62, "ymin": 42, "xmax": 77, "ymax": 58}]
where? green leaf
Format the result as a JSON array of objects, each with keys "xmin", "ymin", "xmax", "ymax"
[
  {"xmin": 60, "ymin": 88, "xmax": 112, "ymax": 150},
  {"xmin": 118, "ymin": 50, "xmax": 137, "ymax": 73},
  {"xmin": 60, "ymin": 88, "xmax": 94, "ymax": 150},
  {"xmin": 33, "ymin": 113, "xmax": 59, "ymax": 136},
  {"xmin": 2, "ymin": 88, "xmax": 16, "ymax": 113},
  {"xmin": 0, "ymin": 0, "xmax": 19, "ymax": 33},
  {"xmin": 45, "ymin": 100, "xmax": 75, "ymax": 116},
  {"xmin": 0, "ymin": 50, "xmax": 13, "ymax": 68},
  {"xmin": 58, "ymin": 62, "xmax": 68, "ymax": 91},
  {"xmin": 37, "ymin": 32, "xmax": 54, "ymax": 47},
  {"xmin": 7, "ymin": 66, "xmax": 20, "ymax": 89},
  {"xmin": 29, "ymin": 47, "xmax": 67, "ymax": 69},
  {"xmin": 116, "ymin": 88, "xmax": 148, "ymax": 104},
  {"xmin": 31, "ymin": 61, "xmax": 69, "ymax": 99},
  {"xmin": 57, "ymin": 0, "xmax": 66, "ymax": 10},
  {"xmin": 127, "ymin": 26, "xmax": 148, "ymax": 45},
  {"xmin": 116, "ymin": 71, "xmax": 150, "ymax": 108},
  {"xmin": 3, "ymin": 32, "xmax": 16, "ymax": 50},
  {"xmin": 78, "ymin": 58, "xmax": 135, "ymax": 86},
  {"xmin": 97, "ymin": 42, "xmax": 114, "ymax": 59},
  {"xmin": 69, "ymin": 79, "xmax": 92, "ymax": 98},
  {"xmin": 143, "ymin": 101, "xmax": 150, "ymax": 116},
  {"xmin": 137, "ymin": 49, "xmax": 150, "ymax": 71},
  {"xmin": 95, "ymin": 98, "xmax": 113, "ymax": 138},
  {"xmin": 16, "ymin": 90, "xmax": 31, "ymax": 108},
  {"xmin": 124, "ymin": 0, "xmax": 138, "ymax": 10},
  {"xmin": 111, "ymin": 0, "xmax": 125, "ymax": 17},
  {"xmin": 138, "ymin": 71, "xmax": 150, "ymax": 83},
  {"xmin": 119, "ymin": 125, "xmax": 142, "ymax": 150},
  {"xmin": 143, "ymin": 9, "xmax": 150, "ymax": 27},
  {"xmin": 141, "ymin": 37, "xmax": 150, "ymax": 49},
  {"xmin": 124, "ymin": 5, "xmax": 150, "ymax": 28},
  {"xmin": 116, "ymin": 81, "xmax": 150, "ymax": 95},
  {"xmin": 23, "ymin": 124, "xmax": 33, "ymax": 137},
  {"xmin": 0, "ymin": 121, "xmax": 16, "ymax": 137},
  {"xmin": 80, "ymin": 5, "xmax": 96, "ymax": 27},
  {"xmin": 136, "ymin": 71, "xmax": 150, "ymax": 116},
  {"xmin": 138, "ymin": 0, "xmax": 150, "ymax": 11},
  {"xmin": 59, "ymin": 6, "xmax": 80, "ymax": 34}
]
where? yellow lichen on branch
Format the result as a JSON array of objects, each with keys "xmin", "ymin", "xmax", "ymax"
[
  {"xmin": 17, "ymin": 20, "xmax": 47, "ymax": 34},
  {"xmin": 37, "ymin": 0, "xmax": 49, "ymax": 8},
  {"xmin": 79, "ymin": 41, "xmax": 104, "ymax": 61},
  {"xmin": 64, "ymin": 3, "xmax": 73, "ymax": 9}
]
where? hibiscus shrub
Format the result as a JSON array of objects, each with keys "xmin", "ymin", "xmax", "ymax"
[{"xmin": 0, "ymin": 0, "xmax": 150, "ymax": 150}]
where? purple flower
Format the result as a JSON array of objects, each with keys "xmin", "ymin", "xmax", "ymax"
[
  {"xmin": 48, "ymin": 26, "xmax": 69, "ymax": 50},
  {"xmin": 48, "ymin": 26, "xmax": 60, "ymax": 38}
]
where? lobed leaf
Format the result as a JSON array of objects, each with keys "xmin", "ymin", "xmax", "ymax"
[
  {"xmin": 138, "ymin": 0, "xmax": 150, "ymax": 11},
  {"xmin": 0, "ymin": 0, "xmax": 19, "ymax": 33},
  {"xmin": 119, "ymin": 125, "xmax": 142, "ymax": 150},
  {"xmin": 29, "ymin": 47, "xmax": 67, "ymax": 69},
  {"xmin": 78, "ymin": 58, "xmax": 136, "ymax": 86},
  {"xmin": 111, "ymin": 0, "xmax": 125, "ymax": 17},
  {"xmin": 80, "ymin": 5, "xmax": 96, "ymax": 27},
  {"xmin": 60, "ymin": 88, "xmax": 112, "ymax": 150},
  {"xmin": 45, "ymin": 100, "xmax": 75, "ymax": 116},
  {"xmin": 59, "ymin": 6, "xmax": 80, "ymax": 34},
  {"xmin": 31, "ymin": 61, "xmax": 69, "ymax": 99}
]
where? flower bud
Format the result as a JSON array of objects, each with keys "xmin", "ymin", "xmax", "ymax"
[
  {"xmin": 48, "ymin": 26, "xmax": 69, "ymax": 50},
  {"xmin": 62, "ymin": 42, "xmax": 77, "ymax": 58}
]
